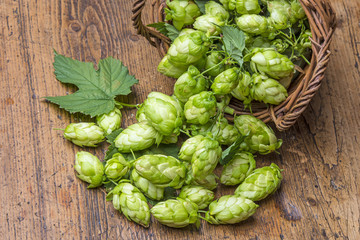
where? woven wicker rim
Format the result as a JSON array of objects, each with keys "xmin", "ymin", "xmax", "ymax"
[{"xmin": 132, "ymin": 0, "xmax": 336, "ymax": 131}]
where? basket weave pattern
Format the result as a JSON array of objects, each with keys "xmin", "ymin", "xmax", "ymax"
[{"xmin": 131, "ymin": 0, "xmax": 336, "ymax": 131}]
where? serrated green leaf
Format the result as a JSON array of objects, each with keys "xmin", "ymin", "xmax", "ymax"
[
  {"xmin": 147, "ymin": 22, "xmax": 179, "ymax": 42},
  {"xmin": 194, "ymin": 0, "xmax": 207, "ymax": 14},
  {"xmin": 104, "ymin": 144, "xmax": 119, "ymax": 161},
  {"xmin": 106, "ymin": 128, "xmax": 123, "ymax": 144},
  {"xmin": 221, "ymin": 26, "xmax": 246, "ymax": 67},
  {"xmin": 220, "ymin": 134, "xmax": 247, "ymax": 165},
  {"xmin": 46, "ymin": 53, "xmax": 138, "ymax": 117}
]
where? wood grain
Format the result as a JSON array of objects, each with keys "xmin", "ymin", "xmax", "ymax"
[{"xmin": 0, "ymin": 0, "xmax": 359, "ymax": 239}]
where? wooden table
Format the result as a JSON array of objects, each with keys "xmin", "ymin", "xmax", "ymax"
[{"xmin": 1, "ymin": 0, "xmax": 359, "ymax": 239}]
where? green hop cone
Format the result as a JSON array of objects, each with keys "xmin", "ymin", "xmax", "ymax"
[
  {"xmin": 191, "ymin": 137, "xmax": 222, "ymax": 179},
  {"xmin": 114, "ymin": 121, "xmax": 162, "ymax": 153},
  {"xmin": 295, "ymin": 29, "xmax": 312, "ymax": 55},
  {"xmin": 161, "ymin": 134, "xmax": 179, "ymax": 144},
  {"xmin": 250, "ymin": 73, "xmax": 288, "ymax": 105},
  {"xmin": 231, "ymin": 71, "xmax": 253, "ymax": 107},
  {"xmin": 219, "ymin": 0, "xmax": 235, "ymax": 10},
  {"xmin": 179, "ymin": 135, "xmax": 206, "ymax": 162},
  {"xmin": 96, "ymin": 108, "xmax": 122, "ymax": 135},
  {"xmin": 191, "ymin": 173, "xmax": 218, "ymax": 190},
  {"xmin": 235, "ymin": 163, "xmax": 283, "ymax": 201},
  {"xmin": 234, "ymin": 115, "xmax": 282, "ymax": 154},
  {"xmin": 142, "ymin": 92, "xmax": 183, "ymax": 136},
  {"xmin": 250, "ymin": 48, "xmax": 295, "ymax": 80},
  {"xmin": 204, "ymin": 52, "xmax": 226, "ymax": 77},
  {"xmin": 267, "ymin": 0, "xmax": 292, "ymax": 30},
  {"xmin": 184, "ymin": 91, "xmax": 217, "ymax": 125},
  {"xmin": 136, "ymin": 106, "xmax": 147, "ymax": 122},
  {"xmin": 179, "ymin": 185, "xmax": 215, "ymax": 209},
  {"xmin": 211, "ymin": 68, "xmax": 240, "ymax": 95},
  {"xmin": 167, "ymin": 30, "xmax": 211, "ymax": 67},
  {"xmin": 205, "ymin": 195, "xmax": 259, "ymax": 224},
  {"xmin": 134, "ymin": 154, "xmax": 186, "ymax": 189},
  {"xmin": 107, "ymin": 182, "xmax": 150, "ymax": 227},
  {"xmin": 211, "ymin": 118, "xmax": 240, "ymax": 146},
  {"xmin": 205, "ymin": 1, "xmax": 230, "ymax": 20},
  {"xmin": 236, "ymin": 15, "xmax": 269, "ymax": 35},
  {"xmin": 151, "ymin": 198, "xmax": 199, "ymax": 228},
  {"xmin": 290, "ymin": 0, "xmax": 306, "ymax": 24},
  {"xmin": 220, "ymin": 152, "xmax": 256, "ymax": 186},
  {"xmin": 74, "ymin": 151, "xmax": 105, "ymax": 188},
  {"xmin": 247, "ymin": 36, "xmax": 272, "ymax": 52},
  {"xmin": 104, "ymin": 153, "xmax": 130, "ymax": 182},
  {"xmin": 157, "ymin": 55, "xmax": 188, "ymax": 78},
  {"xmin": 193, "ymin": 14, "xmax": 225, "ymax": 36},
  {"xmin": 271, "ymin": 39, "xmax": 289, "ymax": 53},
  {"xmin": 165, "ymin": 0, "xmax": 201, "ymax": 31},
  {"xmin": 235, "ymin": 0, "xmax": 261, "ymax": 15},
  {"xmin": 64, "ymin": 123, "xmax": 105, "ymax": 147},
  {"xmin": 131, "ymin": 170, "xmax": 165, "ymax": 201},
  {"xmin": 174, "ymin": 66, "xmax": 209, "ymax": 103}
]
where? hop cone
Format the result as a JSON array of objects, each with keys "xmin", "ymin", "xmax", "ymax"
[
  {"xmin": 74, "ymin": 151, "xmax": 105, "ymax": 188},
  {"xmin": 179, "ymin": 135, "xmax": 206, "ymax": 162},
  {"xmin": 151, "ymin": 198, "xmax": 199, "ymax": 228},
  {"xmin": 211, "ymin": 68, "xmax": 240, "ymax": 95},
  {"xmin": 191, "ymin": 137, "xmax": 222, "ymax": 178},
  {"xmin": 114, "ymin": 122, "xmax": 162, "ymax": 153},
  {"xmin": 211, "ymin": 117, "xmax": 240, "ymax": 146},
  {"xmin": 157, "ymin": 55, "xmax": 188, "ymax": 78},
  {"xmin": 184, "ymin": 91, "xmax": 217, "ymax": 125},
  {"xmin": 204, "ymin": 52, "xmax": 225, "ymax": 77},
  {"xmin": 236, "ymin": 15, "xmax": 269, "ymax": 35},
  {"xmin": 193, "ymin": 14, "xmax": 225, "ymax": 36},
  {"xmin": 134, "ymin": 154, "xmax": 186, "ymax": 189},
  {"xmin": 96, "ymin": 108, "xmax": 122, "ymax": 135},
  {"xmin": 250, "ymin": 48, "xmax": 294, "ymax": 79},
  {"xmin": 179, "ymin": 185, "xmax": 215, "ymax": 209},
  {"xmin": 174, "ymin": 66, "xmax": 209, "ymax": 103},
  {"xmin": 165, "ymin": 0, "xmax": 201, "ymax": 31},
  {"xmin": 231, "ymin": 71, "xmax": 253, "ymax": 106},
  {"xmin": 234, "ymin": 115, "xmax": 282, "ymax": 154},
  {"xmin": 131, "ymin": 170, "xmax": 164, "ymax": 201},
  {"xmin": 267, "ymin": 0, "xmax": 292, "ymax": 30},
  {"xmin": 107, "ymin": 182, "xmax": 150, "ymax": 227},
  {"xmin": 220, "ymin": 152, "xmax": 256, "ymax": 186},
  {"xmin": 235, "ymin": 163, "xmax": 283, "ymax": 201},
  {"xmin": 205, "ymin": 1, "xmax": 229, "ymax": 20},
  {"xmin": 167, "ymin": 30, "xmax": 211, "ymax": 67},
  {"xmin": 290, "ymin": 0, "xmax": 306, "ymax": 23},
  {"xmin": 191, "ymin": 173, "xmax": 218, "ymax": 190},
  {"xmin": 64, "ymin": 123, "xmax": 104, "ymax": 147},
  {"xmin": 142, "ymin": 92, "xmax": 183, "ymax": 136},
  {"xmin": 250, "ymin": 73, "xmax": 288, "ymax": 105},
  {"xmin": 104, "ymin": 153, "xmax": 130, "ymax": 182},
  {"xmin": 235, "ymin": 0, "xmax": 261, "ymax": 15},
  {"xmin": 205, "ymin": 195, "xmax": 259, "ymax": 224}
]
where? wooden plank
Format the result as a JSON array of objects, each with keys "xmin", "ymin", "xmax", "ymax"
[{"xmin": 0, "ymin": 0, "xmax": 359, "ymax": 239}]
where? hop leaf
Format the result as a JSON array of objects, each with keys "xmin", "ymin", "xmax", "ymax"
[{"xmin": 46, "ymin": 53, "xmax": 138, "ymax": 117}]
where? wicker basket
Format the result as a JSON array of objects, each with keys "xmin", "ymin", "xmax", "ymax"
[{"xmin": 131, "ymin": 0, "xmax": 336, "ymax": 131}]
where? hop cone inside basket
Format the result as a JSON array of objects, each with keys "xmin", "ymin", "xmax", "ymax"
[{"xmin": 135, "ymin": 0, "xmax": 336, "ymax": 130}]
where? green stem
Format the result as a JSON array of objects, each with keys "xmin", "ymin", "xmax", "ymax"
[
  {"xmin": 115, "ymin": 101, "xmax": 141, "ymax": 108},
  {"xmin": 198, "ymin": 59, "xmax": 226, "ymax": 77},
  {"xmin": 224, "ymin": 106, "xmax": 235, "ymax": 115},
  {"xmin": 130, "ymin": 149, "xmax": 137, "ymax": 161},
  {"xmin": 53, "ymin": 128, "xmax": 65, "ymax": 131},
  {"xmin": 109, "ymin": 179, "xmax": 118, "ymax": 186},
  {"xmin": 180, "ymin": 129, "xmax": 192, "ymax": 138},
  {"xmin": 300, "ymin": 54, "xmax": 311, "ymax": 65}
]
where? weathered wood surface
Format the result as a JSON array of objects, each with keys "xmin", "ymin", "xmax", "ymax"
[{"xmin": 0, "ymin": 0, "xmax": 359, "ymax": 239}]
